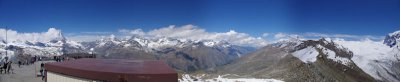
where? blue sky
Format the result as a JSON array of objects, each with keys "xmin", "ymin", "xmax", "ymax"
[{"xmin": 0, "ymin": 0, "xmax": 400, "ymax": 39}]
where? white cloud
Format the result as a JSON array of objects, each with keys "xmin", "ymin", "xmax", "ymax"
[
  {"xmin": 270, "ymin": 32, "xmax": 383, "ymax": 42},
  {"xmin": 66, "ymin": 35, "xmax": 105, "ymax": 42},
  {"xmin": 303, "ymin": 32, "xmax": 329, "ymax": 37},
  {"xmin": 0, "ymin": 28, "xmax": 64, "ymax": 42},
  {"xmin": 119, "ymin": 29, "xmax": 145, "ymax": 36},
  {"xmin": 121, "ymin": 25, "xmax": 268, "ymax": 47},
  {"xmin": 272, "ymin": 33, "xmax": 301, "ymax": 41},
  {"xmin": 274, "ymin": 33, "xmax": 287, "ymax": 39},
  {"xmin": 65, "ymin": 31, "xmax": 113, "ymax": 42},
  {"xmin": 81, "ymin": 32, "xmax": 112, "ymax": 34},
  {"xmin": 302, "ymin": 32, "xmax": 384, "ymax": 41},
  {"xmin": 262, "ymin": 33, "xmax": 269, "ymax": 37}
]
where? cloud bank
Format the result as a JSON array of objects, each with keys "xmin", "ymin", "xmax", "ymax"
[
  {"xmin": 268, "ymin": 32, "xmax": 384, "ymax": 42},
  {"xmin": 0, "ymin": 28, "xmax": 64, "ymax": 42},
  {"xmin": 119, "ymin": 25, "xmax": 268, "ymax": 47},
  {"xmin": 0, "ymin": 25, "xmax": 387, "ymax": 48}
]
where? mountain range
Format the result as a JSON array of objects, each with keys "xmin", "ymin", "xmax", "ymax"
[
  {"xmin": 200, "ymin": 31, "xmax": 400, "ymax": 82},
  {"xmin": 1, "ymin": 29, "xmax": 400, "ymax": 82},
  {"xmin": 0, "ymin": 32, "xmax": 254, "ymax": 72}
]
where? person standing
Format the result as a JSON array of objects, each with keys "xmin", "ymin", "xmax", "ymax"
[
  {"xmin": 0, "ymin": 62, "xmax": 3, "ymax": 74},
  {"xmin": 3, "ymin": 61, "xmax": 8, "ymax": 73},
  {"xmin": 7, "ymin": 61, "xmax": 11, "ymax": 74},
  {"xmin": 40, "ymin": 63, "xmax": 44, "ymax": 74},
  {"xmin": 18, "ymin": 61, "xmax": 21, "ymax": 68},
  {"xmin": 6, "ymin": 61, "xmax": 12, "ymax": 74},
  {"xmin": 40, "ymin": 63, "xmax": 44, "ymax": 69},
  {"xmin": 34, "ymin": 56, "xmax": 37, "ymax": 62},
  {"xmin": 40, "ymin": 63, "xmax": 45, "ymax": 80},
  {"xmin": 42, "ymin": 70, "xmax": 46, "ymax": 80}
]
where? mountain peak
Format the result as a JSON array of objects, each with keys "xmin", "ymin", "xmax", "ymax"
[
  {"xmin": 292, "ymin": 38, "xmax": 354, "ymax": 64},
  {"xmin": 384, "ymin": 30, "xmax": 400, "ymax": 48},
  {"xmin": 100, "ymin": 34, "xmax": 119, "ymax": 42}
]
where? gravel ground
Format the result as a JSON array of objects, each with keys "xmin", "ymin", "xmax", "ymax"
[{"xmin": 0, "ymin": 61, "xmax": 54, "ymax": 82}]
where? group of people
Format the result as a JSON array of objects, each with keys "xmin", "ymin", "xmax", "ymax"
[
  {"xmin": 54, "ymin": 56, "xmax": 66, "ymax": 62},
  {"xmin": 0, "ymin": 61, "xmax": 12, "ymax": 74},
  {"xmin": 16, "ymin": 56, "xmax": 41, "ymax": 68},
  {"xmin": 0, "ymin": 56, "xmax": 68, "ymax": 80}
]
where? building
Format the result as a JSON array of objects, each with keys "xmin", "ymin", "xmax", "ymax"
[{"xmin": 45, "ymin": 58, "xmax": 177, "ymax": 82}]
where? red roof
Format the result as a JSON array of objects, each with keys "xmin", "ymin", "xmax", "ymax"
[{"xmin": 45, "ymin": 58, "xmax": 177, "ymax": 82}]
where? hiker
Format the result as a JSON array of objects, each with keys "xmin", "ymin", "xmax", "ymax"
[
  {"xmin": 0, "ymin": 63, "xmax": 2, "ymax": 74},
  {"xmin": 7, "ymin": 61, "xmax": 11, "ymax": 74},
  {"xmin": 40, "ymin": 63, "xmax": 45, "ymax": 80},
  {"xmin": 41, "ymin": 63, "xmax": 44, "ymax": 69},
  {"xmin": 55, "ymin": 56, "xmax": 59, "ymax": 62},
  {"xmin": 41, "ymin": 70, "xmax": 46, "ymax": 80},
  {"xmin": 18, "ymin": 61, "xmax": 21, "ymax": 68},
  {"xmin": 34, "ymin": 56, "xmax": 37, "ymax": 62},
  {"xmin": 2, "ymin": 62, "xmax": 7, "ymax": 74}
]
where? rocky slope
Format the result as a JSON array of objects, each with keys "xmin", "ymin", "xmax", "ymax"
[
  {"xmin": 330, "ymin": 30, "xmax": 400, "ymax": 82},
  {"xmin": 208, "ymin": 38, "xmax": 376, "ymax": 82},
  {"xmin": 80, "ymin": 35, "xmax": 255, "ymax": 72}
]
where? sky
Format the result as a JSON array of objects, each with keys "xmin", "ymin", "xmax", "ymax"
[{"xmin": 0, "ymin": 0, "xmax": 400, "ymax": 46}]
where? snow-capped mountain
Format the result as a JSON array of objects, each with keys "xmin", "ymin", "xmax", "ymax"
[
  {"xmin": 0, "ymin": 30, "xmax": 253, "ymax": 72},
  {"xmin": 332, "ymin": 30, "xmax": 400, "ymax": 82},
  {"xmin": 277, "ymin": 35, "xmax": 400, "ymax": 82},
  {"xmin": 5, "ymin": 28, "xmax": 400, "ymax": 81},
  {"xmin": 292, "ymin": 38, "xmax": 354, "ymax": 66},
  {"xmin": 0, "ymin": 31, "xmax": 85, "ymax": 61},
  {"xmin": 178, "ymin": 30, "xmax": 400, "ymax": 82},
  {"xmin": 83, "ymin": 35, "xmax": 235, "ymax": 51},
  {"xmin": 384, "ymin": 30, "xmax": 400, "ymax": 47},
  {"xmin": 211, "ymin": 38, "xmax": 375, "ymax": 82},
  {"xmin": 79, "ymin": 35, "xmax": 255, "ymax": 72}
]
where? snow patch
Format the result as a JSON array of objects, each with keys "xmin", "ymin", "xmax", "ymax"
[
  {"xmin": 203, "ymin": 41, "xmax": 216, "ymax": 47},
  {"xmin": 179, "ymin": 74, "xmax": 284, "ymax": 82},
  {"xmin": 292, "ymin": 46, "xmax": 319, "ymax": 63},
  {"xmin": 0, "ymin": 49, "xmax": 14, "ymax": 61},
  {"xmin": 334, "ymin": 40, "xmax": 399, "ymax": 81},
  {"xmin": 317, "ymin": 45, "xmax": 352, "ymax": 67}
]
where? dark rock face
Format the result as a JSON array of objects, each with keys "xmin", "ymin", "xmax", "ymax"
[
  {"xmin": 384, "ymin": 35, "xmax": 398, "ymax": 48},
  {"xmin": 163, "ymin": 45, "xmax": 250, "ymax": 72},
  {"xmin": 384, "ymin": 31, "xmax": 400, "ymax": 48}
]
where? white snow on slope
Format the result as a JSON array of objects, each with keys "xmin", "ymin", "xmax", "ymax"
[
  {"xmin": 334, "ymin": 39, "xmax": 399, "ymax": 81},
  {"xmin": 96, "ymin": 35, "xmax": 233, "ymax": 50},
  {"xmin": 316, "ymin": 45, "xmax": 352, "ymax": 67},
  {"xmin": 179, "ymin": 74, "xmax": 284, "ymax": 82},
  {"xmin": 292, "ymin": 43, "xmax": 352, "ymax": 67},
  {"xmin": 0, "ymin": 49, "xmax": 15, "ymax": 61},
  {"xmin": 389, "ymin": 30, "xmax": 400, "ymax": 36},
  {"xmin": 292, "ymin": 46, "xmax": 319, "ymax": 63}
]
